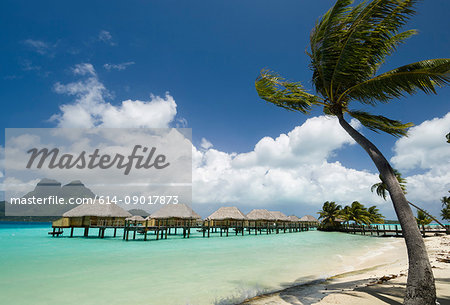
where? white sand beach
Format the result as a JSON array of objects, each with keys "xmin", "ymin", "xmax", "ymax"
[{"xmin": 241, "ymin": 235, "xmax": 450, "ymax": 305}]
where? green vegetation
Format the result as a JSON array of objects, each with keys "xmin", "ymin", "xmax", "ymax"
[
  {"xmin": 317, "ymin": 201, "xmax": 342, "ymax": 230},
  {"xmin": 371, "ymin": 170, "xmax": 447, "ymax": 229},
  {"xmin": 416, "ymin": 210, "xmax": 432, "ymax": 227},
  {"xmin": 318, "ymin": 200, "xmax": 383, "ymax": 230},
  {"xmin": 256, "ymin": 1, "xmax": 449, "ymax": 300},
  {"xmin": 441, "ymin": 193, "xmax": 450, "ymax": 221}
]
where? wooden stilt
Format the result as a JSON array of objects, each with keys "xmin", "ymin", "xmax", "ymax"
[{"xmin": 70, "ymin": 227, "xmax": 74, "ymax": 238}]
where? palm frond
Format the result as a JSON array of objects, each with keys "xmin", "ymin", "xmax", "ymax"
[
  {"xmin": 330, "ymin": 0, "xmax": 418, "ymax": 90},
  {"xmin": 255, "ymin": 69, "xmax": 323, "ymax": 114},
  {"xmin": 310, "ymin": 0, "xmax": 359, "ymax": 97},
  {"xmin": 309, "ymin": 0, "xmax": 419, "ymax": 101},
  {"xmin": 342, "ymin": 59, "xmax": 450, "ymax": 104},
  {"xmin": 348, "ymin": 110, "xmax": 413, "ymax": 137}
]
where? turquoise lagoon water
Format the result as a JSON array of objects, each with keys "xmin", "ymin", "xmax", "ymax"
[{"xmin": 0, "ymin": 222, "xmax": 400, "ymax": 305}]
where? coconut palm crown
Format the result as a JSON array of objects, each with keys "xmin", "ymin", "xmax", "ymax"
[
  {"xmin": 255, "ymin": 0, "xmax": 450, "ymax": 136},
  {"xmin": 371, "ymin": 169, "xmax": 407, "ymax": 200},
  {"xmin": 317, "ymin": 201, "xmax": 342, "ymax": 225}
]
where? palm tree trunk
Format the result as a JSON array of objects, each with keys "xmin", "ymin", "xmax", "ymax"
[{"xmin": 337, "ymin": 114, "xmax": 436, "ymax": 305}]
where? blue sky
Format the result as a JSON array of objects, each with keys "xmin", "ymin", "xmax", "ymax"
[{"xmin": 1, "ymin": 0, "xmax": 449, "ymax": 218}]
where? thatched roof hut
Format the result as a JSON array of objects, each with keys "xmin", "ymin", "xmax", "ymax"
[
  {"xmin": 300, "ymin": 215, "xmax": 319, "ymax": 222},
  {"xmin": 287, "ymin": 215, "xmax": 301, "ymax": 222},
  {"xmin": 126, "ymin": 215, "xmax": 145, "ymax": 222},
  {"xmin": 52, "ymin": 200, "xmax": 132, "ymax": 228},
  {"xmin": 148, "ymin": 204, "xmax": 201, "ymax": 220},
  {"xmin": 206, "ymin": 207, "xmax": 247, "ymax": 221},
  {"xmin": 145, "ymin": 204, "xmax": 202, "ymax": 228},
  {"xmin": 63, "ymin": 200, "xmax": 132, "ymax": 218},
  {"xmin": 246, "ymin": 209, "xmax": 276, "ymax": 221},
  {"xmin": 270, "ymin": 211, "xmax": 290, "ymax": 222}
]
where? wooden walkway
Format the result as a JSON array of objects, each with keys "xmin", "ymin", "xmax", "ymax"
[
  {"xmin": 49, "ymin": 222, "xmax": 317, "ymax": 241},
  {"xmin": 339, "ymin": 223, "xmax": 449, "ymax": 237}
]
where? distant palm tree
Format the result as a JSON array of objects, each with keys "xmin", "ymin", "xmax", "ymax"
[
  {"xmin": 371, "ymin": 169, "xmax": 406, "ymax": 200},
  {"xmin": 441, "ymin": 193, "xmax": 450, "ymax": 207},
  {"xmin": 255, "ymin": 1, "xmax": 449, "ymax": 302},
  {"xmin": 441, "ymin": 205, "xmax": 450, "ymax": 221},
  {"xmin": 367, "ymin": 205, "xmax": 385, "ymax": 224},
  {"xmin": 340, "ymin": 201, "xmax": 371, "ymax": 225},
  {"xmin": 318, "ymin": 201, "xmax": 342, "ymax": 226},
  {"xmin": 416, "ymin": 210, "xmax": 432, "ymax": 227},
  {"xmin": 441, "ymin": 193, "xmax": 450, "ymax": 221},
  {"xmin": 371, "ymin": 170, "xmax": 447, "ymax": 229}
]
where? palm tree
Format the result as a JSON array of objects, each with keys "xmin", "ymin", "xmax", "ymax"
[
  {"xmin": 371, "ymin": 170, "xmax": 448, "ymax": 230},
  {"xmin": 317, "ymin": 201, "xmax": 342, "ymax": 227},
  {"xmin": 371, "ymin": 169, "xmax": 406, "ymax": 200},
  {"xmin": 416, "ymin": 210, "xmax": 432, "ymax": 230},
  {"xmin": 255, "ymin": 1, "xmax": 449, "ymax": 303},
  {"xmin": 340, "ymin": 201, "xmax": 371, "ymax": 225},
  {"xmin": 441, "ymin": 193, "xmax": 450, "ymax": 221},
  {"xmin": 368, "ymin": 205, "xmax": 385, "ymax": 224},
  {"xmin": 441, "ymin": 205, "xmax": 450, "ymax": 221}
]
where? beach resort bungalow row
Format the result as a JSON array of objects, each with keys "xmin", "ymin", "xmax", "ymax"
[{"xmin": 51, "ymin": 200, "xmax": 315, "ymax": 239}]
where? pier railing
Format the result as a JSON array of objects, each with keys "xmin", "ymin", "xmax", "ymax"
[{"xmin": 339, "ymin": 223, "xmax": 449, "ymax": 237}]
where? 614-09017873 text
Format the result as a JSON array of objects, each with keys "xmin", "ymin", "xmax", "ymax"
[{"xmin": 9, "ymin": 195, "xmax": 179, "ymax": 205}]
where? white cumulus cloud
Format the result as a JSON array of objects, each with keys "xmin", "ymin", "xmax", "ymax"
[
  {"xmin": 192, "ymin": 116, "xmax": 385, "ymax": 215},
  {"xmin": 390, "ymin": 112, "xmax": 450, "ymax": 214},
  {"xmin": 392, "ymin": 112, "xmax": 450, "ymax": 171},
  {"xmin": 50, "ymin": 63, "xmax": 177, "ymax": 128}
]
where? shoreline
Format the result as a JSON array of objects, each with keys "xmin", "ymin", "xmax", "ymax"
[{"xmin": 239, "ymin": 234, "xmax": 450, "ymax": 305}]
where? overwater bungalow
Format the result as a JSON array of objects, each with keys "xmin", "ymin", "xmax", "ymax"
[
  {"xmin": 246, "ymin": 209, "xmax": 276, "ymax": 234},
  {"xmin": 146, "ymin": 204, "xmax": 201, "ymax": 227},
  {"xmin": 300, "ymin": 215, "xmax": 319, "ymax": 224},
  {"xmin": 51, "ymin": 200, "xmax": 132, "ymax": 237},
  {"xmin": 139, "ymin": 204, "xmax": 202, "ymax": 239},
  {"xmin": 288, "ymin": 215, "xmax": 301, "ymax": 222},
  {"xmin": 270, "ymin": 211, "xmax": 290, "ymax": 233},
  {"xmin": 205, "ymin": 207, "xmax": 247, "ymax": 236},
  {"xmin": 126, "ymin": 215, "xmax": 145, "ymax": 224}
]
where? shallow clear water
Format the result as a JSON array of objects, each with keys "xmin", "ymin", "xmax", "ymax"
[{"xmin": 0, "ymin": 222, "xmax": 398, "ymax": 305}]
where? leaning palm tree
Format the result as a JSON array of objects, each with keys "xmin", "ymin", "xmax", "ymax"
[{"xmin": 255, "ymin": 1, "xmax": 449, "ymax": 303}]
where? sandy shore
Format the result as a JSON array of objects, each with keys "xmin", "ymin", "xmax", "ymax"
[{"xmin": 240, "ymin": 234, "xmax": 450, "ymax": 305}]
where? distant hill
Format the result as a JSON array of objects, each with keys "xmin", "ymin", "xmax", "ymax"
[
  {"xmin": 384, "ymin": 219, "xmax": 400, "ymax": 224},
  {"xmin": 2, "ymin": 178, "xmax": 96, "ymax": 221},
  {"xmin": 22, "ymin": 178, "xmax": 95, "ymax": 200},
  {"xmin": 0, "ymin": 201, "xmax": 58, "ymax": 222},
  {"xmin": 128, "ymin": 209, "xmax": 150, "ymax": 217}
]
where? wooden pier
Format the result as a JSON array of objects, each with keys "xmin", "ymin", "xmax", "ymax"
[
  {"xmin": 50, "ymin": 220, "xmax": 317, "ymax": 241},
  {"xmin": 339, "ymin": 223, "xmax": 449, "ymax": 237}
]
